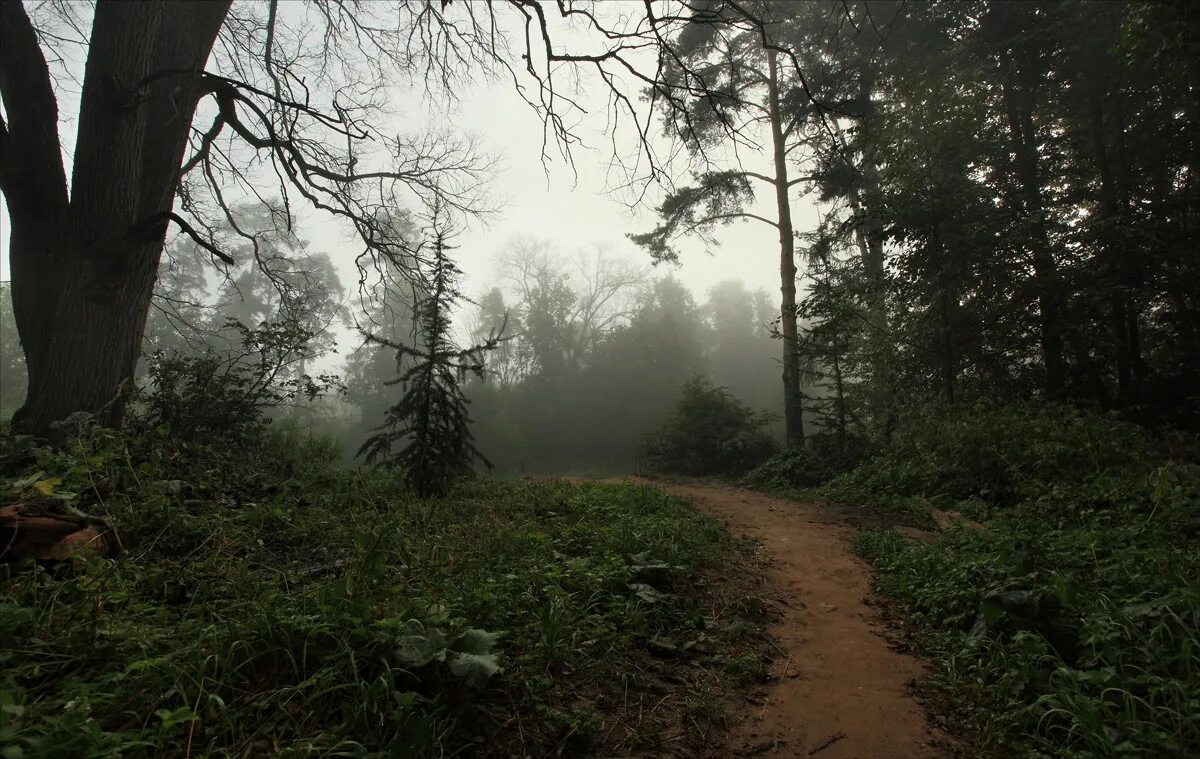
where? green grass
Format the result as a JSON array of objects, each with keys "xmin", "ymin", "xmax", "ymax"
[
  {"xmin": 0, "ymin": 426, "xmax": 767, "ymax": 757},
  {"xmin": 749, "ymin": 403, "xmax": 1200, "ymax": 757},
  {"xmin": 855, "ymin": 502, "xmax": 1200, "ymax": 757}
]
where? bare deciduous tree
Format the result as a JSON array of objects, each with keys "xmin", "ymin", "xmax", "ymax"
[
  {"xmin": 495, "ymin": 235, "xmax": 647, "ymax": 377},
  {"xmin": 1, "ymin": 0, "xmax": 836, "ymax": 436}
]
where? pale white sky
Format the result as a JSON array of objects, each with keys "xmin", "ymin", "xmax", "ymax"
[
  {"xmin": 447, "ymin": 74, "xmax": 815, "ymax": 304},
  {"xmin": 1, "ymin": 2, "xmax": 822, "ymax": 330}
]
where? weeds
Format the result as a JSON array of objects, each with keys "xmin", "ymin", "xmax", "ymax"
[
  {"xmin": 0, "ymin": 426, "xmax": 764, "ymax": 756},
  {"xmin": 788, "ymin": 403, "xmax": 1200, "ymax": 757}
]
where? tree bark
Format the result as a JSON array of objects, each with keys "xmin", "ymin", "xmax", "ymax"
[
  {"xmin": 1113, "ymin": 114, "xmax": 1146, "ymax": 387},
  {"xmin": 927, "ymin": 167, "xmax": 957, "ymax": 404},
  {"xmin": 830, "ymin": 334, "xmax": 847, "ymax": 455},
  {"xmin": 767, "ymin": 50, "xmax": 804, "ymax": 447},
  {"xmin": 0, "ymin": 2, "xmax": 71, "ymax": 411},
  {"xmin": 850, "ymin": 67, "xmax": 894, "ymax": 435},
  {"xmin": 999, "ymin": 50, "xmax": 1068, "ymax": 399},
  {"xmin": 1085, "ymin": 81, "xmax": 1137, "ymax": 402},
  {"xmin": 1, "ymin": 1, "xmax": 230, "ymax": 436},
  {"xmin": 937, "ymin": 268, "xmax": 956, "ymax": 404}
]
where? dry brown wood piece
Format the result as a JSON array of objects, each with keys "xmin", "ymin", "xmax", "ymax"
[
  {"xmin": 1, "ymin": 499, "xmax": 114, "ymax": 562},
  {"xmin": 928, "ymin": 508, "xmax": 986, "ymax": 533}
]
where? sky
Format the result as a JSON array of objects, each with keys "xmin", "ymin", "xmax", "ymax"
[
  {"xmin": 279, "ymin": 68, "xmax": 797, "ymax": 310},
  {"xmin": 444, "ymin": 76, "xmax": 803, "ymax": 304},
  {"xmin": 0, "ymin": 1, "xmax": 823, "ymax": 330}
]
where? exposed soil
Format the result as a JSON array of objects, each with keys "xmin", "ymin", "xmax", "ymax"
[{"xmin": 616, "ymin": 477, "xmax": 956, "ymax": 759}]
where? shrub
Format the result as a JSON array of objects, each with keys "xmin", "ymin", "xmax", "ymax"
[
  {"xmin": 820, "ymin": 402, "xmax": 1165, "ymax": 517},
  {"xmin": 637, "ymin": 377, "xmax": 779, "ymax": 476},
  {"xmin": 745, "ymin": 431, "xmax": 872, "ymax": 492},
  {"xmin": 134, "ymin": 319, "xmax": 341, "ymax": 447}
]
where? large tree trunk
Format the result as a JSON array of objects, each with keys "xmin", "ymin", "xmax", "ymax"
[
  {"xmin": 850, "ymin": 67, "xmax": 894, "ymax": 436},
  {"xmin": 936, "ymin": 264, "xmax": 957, "ymax": 404},
  {"xmin": 1, "ymin": 1, "xmax": 230, "ymax": 436},
  {"xmin": 999, "ymin": 51, "xmax": 1068, "ymax": 399},
  {"xmin": 767, "ymin": 50, "xmax": 804, "ymax": 447},
  {"xmin": 1085, "ymin": 82, "xmax": 1139, "ymax": 403},
  {"xmin": 830, "ymin": 334, "xmax": 847, "ymax": 455},
  {"xmin": 1113, "ymin": 116, "xmax": 1147, "ymax": 389},
  {"xmin": 0, "ymin": 2, "xmax": 71, "ymax": 418},
  {"xmin": 927, "ymin": 165, "xmax": 957, "ymax": 404}
]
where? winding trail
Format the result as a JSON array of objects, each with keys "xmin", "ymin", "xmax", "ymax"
[{"xmin": 625, "ymin": 478, "xmax": 954, "ymax": 758}]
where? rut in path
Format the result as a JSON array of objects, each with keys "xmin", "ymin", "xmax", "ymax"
[{"xmin": 635, "ymin": 479, "xmax": 955, "ymax": 758}]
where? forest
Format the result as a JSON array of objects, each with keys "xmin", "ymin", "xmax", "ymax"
[{"xmin": 0, "ymin": 1, "xmax": 1196, "ymax": 757}]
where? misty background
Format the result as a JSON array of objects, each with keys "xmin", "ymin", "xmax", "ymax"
[{"xmin": 0, "ymin": 2, "xmax": 829, "ymax": 473}]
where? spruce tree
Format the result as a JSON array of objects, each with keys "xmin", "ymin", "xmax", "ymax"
[{"xmin": 358, "ymin": 208, "xmax": 502, "ymax": 497}]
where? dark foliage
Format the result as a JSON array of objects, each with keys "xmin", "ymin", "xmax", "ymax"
[
  {"xmin": 826, "ymin": 405, "xmax": 1200, "ymax": 756},
  {"xmin": 637, "ymin": 377, "xmax": 779, "ymax": 477},
  {"xmin": 0, "ymin": 424, "xmax": 766, "ymax": 757},
  {"xmin": 358, "ymin": 225, "xmax": 501, "ymax": 497},
  {"xmin": 821, "ymin": 402, "xmax": 1170, "ymax": 515},
  {"xmin": 745, "ymin": 432, "xmax": 871, "ymax": 492},
  {"xmin": 134, "ymin": 318, "xmax": 341, "ymax": 447}
]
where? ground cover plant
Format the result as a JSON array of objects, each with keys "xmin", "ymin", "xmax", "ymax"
[
  {"xmin": 636, "ymin": 377, "xmax": 778, "ymax": 478},
  {"xmin": 0, "ymin": 424, "xmax": 770, "ymax": 757},
  {"xmin": 743, "ymin": 433, "xmax": 869, "ymax": 495},
  {"xmin": 759, "ymin": 404, "xmax": 1200, "ymax": 757},
  {"xmin": 1, "ymin": 1, "xmax": 1197, "ymax": 756}
]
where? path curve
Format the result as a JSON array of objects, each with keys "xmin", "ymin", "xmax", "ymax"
[{"xmin": 627, "ymin": 478, "xmax": 954, "ymax": 758}]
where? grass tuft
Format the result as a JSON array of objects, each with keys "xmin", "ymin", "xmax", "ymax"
[{"xmin": 1, "ymin": 425, "xmax": 766, "ymax": 757}]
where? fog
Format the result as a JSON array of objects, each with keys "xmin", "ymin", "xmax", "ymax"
[
  {"xmin": 2, "ymin": 194, "xmax": 794, "ymax": 474},
  {"xmin": 2, "ymin": 3, "xmax": 1196, "ymax": 753},
  {"xmin": 165, "ymin": 223, "xmax": 788, "ymax": 476},
  {"xmin": 0, "ymin": 1, "xmax": 812, "ymax": 472}
]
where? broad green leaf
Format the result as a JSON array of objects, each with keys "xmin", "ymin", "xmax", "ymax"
[
  {"xmin": 9, "ymin": 472, "xmax": 44, "ymax": 490},
  {"xmin": 447, "ymin": 651, "xmax": 501, "ymax": 691},
  {"xmin": 155, "ymin": 707, "xmax": 198, "ymax": 729},
  {"xmin": 453, "ymin": 628, "xmax": 500, "ymax": 655},
  {"xmin": 980, "ymin": 598, "xmax": 1005, "ymax": 628},
  {"xmin": 394, "ymin": 634, "xmax": 447, "ymax": 667},
  {"xmin": 629, "ymin": 583, "xmax": 668, "ymax": 604},
  {"xmin": 32, "ymin": 477, "xmax": 62, "ymax": 496}
]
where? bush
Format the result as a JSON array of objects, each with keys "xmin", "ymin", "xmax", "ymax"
[
  {"xmin": 820, "ymin": 402, "xmax": 1166, "ymax": 517},
  {"xmin": 636, "ymin": 377, "xmax": 779, "ymax": 476},
  {"xmin": 745, "ymin": 432, "xmax": 872, "ymax": 492},
  {"xmin": 134, "ymin": 319, "xmax": 341, "ymax": 447}
]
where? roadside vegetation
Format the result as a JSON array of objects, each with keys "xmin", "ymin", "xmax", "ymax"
[
  {"xmin": 636, "ymin": 377, "xmax": 778, "ymax": 478},
  {"xmin": 1, "ymin": 1, "xmax": 1197, "ymax": 757},
  {"xmin": 1, "ymin": 401, "xmax": 770, "ymax": 756},
  {"xmin": 745, "ymin": 404, "xmax": 1200, "ymax": 757}
]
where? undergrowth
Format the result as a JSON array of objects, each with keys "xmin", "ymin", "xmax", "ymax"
[
  {"xmin": 0, "ymin": 425, "xmax": 767, "ymax": 757},
  {"xmin": 773, "ymin": 403, "xmax": 1200, "ymax": 757},
  {"xmin": 637, "ymin": 377, "xmax": 778, "ymax": 478}
]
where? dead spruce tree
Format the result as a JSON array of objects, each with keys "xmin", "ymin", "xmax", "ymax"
[{"xmin": 357, "ymin": 206, "xmax": 503, "ymax": 498}]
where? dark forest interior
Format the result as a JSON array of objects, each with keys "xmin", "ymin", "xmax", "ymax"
[{"xmin": 1, "ymin": 1, "xmax": 1197, "ymax": 756}]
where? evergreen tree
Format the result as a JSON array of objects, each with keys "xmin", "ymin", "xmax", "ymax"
[
  {"xmin": 358, "ymin": 208, "xmax": 502, "ymax": 498},
  {"xmin": 628, "ymin": 1, "xmax": 823, "ymax": 447}
]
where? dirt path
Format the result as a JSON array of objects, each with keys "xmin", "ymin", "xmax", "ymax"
[{"xmin": 625, "ymin": 478, "xmax": 953, "ymax": 758}]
